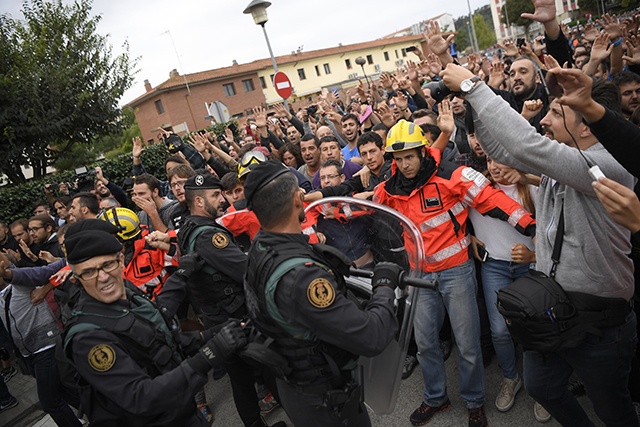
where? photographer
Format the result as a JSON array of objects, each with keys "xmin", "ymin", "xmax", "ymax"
[{"xmin": 94, "ymin": 166, "xmax": 128, "ymax": 208}]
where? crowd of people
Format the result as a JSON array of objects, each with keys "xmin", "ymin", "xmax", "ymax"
[{"xmin": 1, "ymin": 0, "xmax": 640, "ymax": 426}]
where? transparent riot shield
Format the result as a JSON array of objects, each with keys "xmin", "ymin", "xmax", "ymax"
[{"xmin": 305, "ymin": 197, "xmax": 430, "ymax": 415}]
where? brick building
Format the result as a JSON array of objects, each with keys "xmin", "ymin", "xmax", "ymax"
[{"xmin": 128, "ymin": 35, "xmax": 426, "ymax": 143}]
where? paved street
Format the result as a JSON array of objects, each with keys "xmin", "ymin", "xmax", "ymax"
[{"xmin": 1, "ymin": 343, "xmax": 604, "ymax": 427}]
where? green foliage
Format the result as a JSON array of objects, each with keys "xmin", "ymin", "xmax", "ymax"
[
  {"xmin": 502, "ymin": 0, "xmax": 535, "ymax": 32},
  {"xmin": 0, "ymin": 0, "xmax": 138, "ymax": 185},
  {"xmin": 0, "ymin": 143, "xmax": 169, "ymax": 223},
  {"xmin": 577, "ymin": 0, "xmax": 599, "ymax": 14},
  {"xmin": 474, "ymin": 14, "xmax": 497, "ymax": 50},
  {"xmin": 454, "ymin": 5, "xmax": 495, "ymax": 52}
]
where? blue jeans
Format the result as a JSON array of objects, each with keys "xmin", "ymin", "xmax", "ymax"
[
  {"xmin": 414, "ymin": 258, "xmax": 485, "ymax": 408},
  {"xmin": 26, "ymin": 347, "xmax": 82, "ymax": 427},
  {"xmin": 524, "ymin": 311, "xmax": 639, "ymax": 427},
  {"xmin": 481, "ymin": 258, "xmax": 529, "ymax": 379}
]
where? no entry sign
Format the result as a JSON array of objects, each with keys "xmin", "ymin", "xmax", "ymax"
[{"xmin": 273, "ymin": 71, "xmax": 293, "ymax": 99}]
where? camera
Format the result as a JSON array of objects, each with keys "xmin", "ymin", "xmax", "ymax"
[
  {"xmin": 306, "ymin": 105, "xmax": 318, "ymax": 116},
  {"xmin": 74, "ymin": 166, "xmax": 97, "ymax": 192},
  {"xmin": 164, "ymin": 133, "xmax": 184, "ymax": 154},
  {"xmin": 422, "ymin": 80, "xmax": 453, "ymax": 104},
  {"xmin": 516, "ymin": 38, "xmax": 526, "ymax": 47}
]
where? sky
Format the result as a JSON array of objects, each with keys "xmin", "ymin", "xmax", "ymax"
[{"xmin": 3, "ymin": 0, "xmax": 490, "ymax": 105}]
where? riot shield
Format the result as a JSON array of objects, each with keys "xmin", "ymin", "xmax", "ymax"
[{"xmin": 305, "ymin": 197, "xmax": 428, "ymax": 415}]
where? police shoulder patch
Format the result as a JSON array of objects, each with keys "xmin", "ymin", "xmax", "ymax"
[
  {"xmin": 307, "ymin": 278, "xmax": 335, "ymax": 309},
  {"xmin": 88, "ymin": 344, "xmax": 116, "ymax": 372},
  {"xmin": 211, "ymin": 232, "xmax": 229, "ymax": 249}
]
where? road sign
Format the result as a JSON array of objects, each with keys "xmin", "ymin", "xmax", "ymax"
[
  {"xmin": 206, "ymin": 101, "xmax": 230, "ymax": 123},
  {"xmin": 273, "ymin": 71, "xmax": 293, "ymax": 99}
]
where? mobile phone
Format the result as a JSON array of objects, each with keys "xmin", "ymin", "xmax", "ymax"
[
  {"xmin": 477, "ymin": 245, "xmax": 489, "ymax": 263},
  {"xmin": 406, "ymin": 46, "xmax": 417, "ymax": 52},
  {"xmin": 516, "ymin": 38, "xmax": 526, "ymax": 47}
]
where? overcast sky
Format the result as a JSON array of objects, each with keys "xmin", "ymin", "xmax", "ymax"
[{"xmin": 3, "ymin": 0, "xmax": 490, "ymax": 105}]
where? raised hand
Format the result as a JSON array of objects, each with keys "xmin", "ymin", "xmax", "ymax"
[
  {"xmin": 132, "ymin": 136, "xmax": 143, "ymax": 158},
  {"xmin": 252, "ymin": 106, "xmax": 268, "ymax": 128},
  {"xmin": 424, "ymin": 20, "xmax": 454, "ymax": 56},
  {"xmin": 520, "ymin": 0, "xmax": 557, "ymax": 24}
]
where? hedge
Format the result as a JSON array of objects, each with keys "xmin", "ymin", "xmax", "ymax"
[{"xmin": 0, "ymin": 142, "xmax": 170, "ymax": 224}]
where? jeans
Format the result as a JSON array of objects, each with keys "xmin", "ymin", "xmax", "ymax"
[
  {"xmin": 414, "ymin": 258, "xmax": 485, "ymax": 408},
  {"xmin": 481, "ymin": 258, "xmax": 530, "ymax": 379},
  {"xmin": 524, "ymin": 311, "xmax": 639, "ymax": 427},
  {"xmin": 26, "ymin": 347, "xmax": 82, "ymax": 427}
]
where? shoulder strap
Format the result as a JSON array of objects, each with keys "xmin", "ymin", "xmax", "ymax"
[
  {"xmin": 264, "ymin": 257, "xmax": 319, "ymax": 341},
  {"xmin": 549, "ymin": 200, "xmax": 565, "ymax": 278}
]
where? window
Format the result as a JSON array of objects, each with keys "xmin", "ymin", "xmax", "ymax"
[
  {"xmin": 259, "ymin": 76, "xmax": 267, "ymax": 89},
  {"xmin": 242, "ymin": 79, "xmax": 255, "ymax": 92},
  {"xmin": 366, "ymin": 55, "xmax": 373, "ymax": 65},
  {"xmin": 270, "ymin": 74, "xmax": 275, "ymax": 83},
  {"xmin": 315, "ymin": 65, "xmax": 321, "ymax": 76},
  {"xmin": 297, "ymin": 68, "xmax": 306, "ymax": 80},
  {"xmin": 154, "ymin": 100, "xmax": 164, "ymax": 115},
  {"xmin": 395, "ymin": 50, "xmax": 399, "ymax": 59},
  {"xmin": 402, "ymin": 48, "xmax": 407, "ymax": 57},
  {"xmin": 323, "ymin": 63, "xmax": 331, "ymax": 74},
  {"xmin": 384, "ymin": 51, "xmax": 389, "ymax": 61},
  {"xmin": 345, "ymin": 59, "xmax": 352, "ymax": 69},
  {"xmin": 223, "ymin": 83, "xmax": 236, "ymax": 97}
]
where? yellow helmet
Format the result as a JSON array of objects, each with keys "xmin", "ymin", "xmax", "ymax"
[
  {"xmin": 237, "ymin": 150, "xmax": 268, "ymax": 179},
  {"xmin": 385, "ymin": 119, "xmax": 428, "ymax": 153},
  {"xmin": 97, "ymin": 207, "xmax": 141, "ymax": 241}
]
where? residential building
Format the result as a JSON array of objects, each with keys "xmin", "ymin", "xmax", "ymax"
[{"xmin": 127, "ymin": 35, "xmax": 425, "ymax": 143}]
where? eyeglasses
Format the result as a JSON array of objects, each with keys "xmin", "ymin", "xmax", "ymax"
[
  {"xmin": 239, "ymin": 150, "xmax": 267, "ymax": 168},
  {"xmin": 319, "ymin": 174, "xmax": 341, "ymax": 181},
  {"xmin": 27, "ymin": 226, "xmax": 44, "ymax": 233},
  {"xmin": 74, "ymin": 258, "xmax": 121, "ymax": 281},
  {"xmin": 170, "ymin": 179, "xmax": 188, "ymax": 189}
]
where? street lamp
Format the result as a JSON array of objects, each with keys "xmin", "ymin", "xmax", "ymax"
[
  {"xmin": 244, "ymin": 0, "xmax": 289, "ymax": 109},
  {"xmin": 355, "ymin": 57, "xmax": 372, "ymax": 89}
]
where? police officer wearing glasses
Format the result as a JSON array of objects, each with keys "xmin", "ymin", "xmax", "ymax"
[
  {"xmin": 61, "ymin": 220, "xmax": 247, "ymax": 426},
  {"xmin": 242, "ymin": 160, "xmax": 403, "ymax": 427}
]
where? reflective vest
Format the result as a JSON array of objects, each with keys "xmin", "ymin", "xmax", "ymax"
[
  {"xmin": 123, "ymin": 227, "xmax": 178, "ymax": 298},
  {"xmin": 374, "ymin": 148, "xmax": 535, "ymax": 273}
]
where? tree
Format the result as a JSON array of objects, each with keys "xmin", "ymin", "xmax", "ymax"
[
  {"xmin": 0, "ymin": 0, "xmax": 137, "ymax": 184},
  {"xmin": 502, "ymin": 0, "xmax": 536, "ymax": 37},
  {"xmin": 474, "ymin": 14, "xmax": 497, "ymax": 50}
]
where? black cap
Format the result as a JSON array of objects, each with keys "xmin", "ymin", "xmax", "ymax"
[
  {"xmin": 243, "ymin": 160, "xmax": 292, "ymax": 210},
  {"xmin": 65, "ymin": 219, "xmax": 121, "ymax": 238},
  {"xmin": 184, "ymin": 173, "xmax": 223, "ymax": 190},
  {"xmin": 65, "ymin": 230, "xmax": 123, "ymax": 264}
]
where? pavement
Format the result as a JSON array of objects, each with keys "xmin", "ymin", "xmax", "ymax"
[{"xmin": 0, "ymin": 344, "xmax": 606, "ymax": 427}]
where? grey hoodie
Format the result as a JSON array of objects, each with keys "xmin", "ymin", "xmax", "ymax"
[{"xmin": 466, "ymin": 83, "xmax": 634, "ymax": 300}]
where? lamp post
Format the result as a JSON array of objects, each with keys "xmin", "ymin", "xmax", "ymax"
[
  {"xmin": 467, "ymin": 0, "xmax": 480, "ymax": 52},
  {"xmin": 243, "ymin": 0, "xmax": 288, "ymax": 109},
  {"xmin": 354, "ymin": 57, "xmax": 372, "ymax": 89}
]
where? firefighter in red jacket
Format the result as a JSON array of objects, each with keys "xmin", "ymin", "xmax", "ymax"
[{"xmin": 373, "ymin": 120, "xmax": 536, "ymax": 427}]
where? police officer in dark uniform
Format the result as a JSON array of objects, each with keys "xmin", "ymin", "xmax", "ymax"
[
  {"xmin": 62, "ymin": 220, "xmax": 247, "ymax": 427},
  {"xmin": 242, "ymin": 160, "xmax": 403, "ymax": 427},
  {"xmin": 175, "ymin": 173, "xmax": 282, "ymax": 427}
]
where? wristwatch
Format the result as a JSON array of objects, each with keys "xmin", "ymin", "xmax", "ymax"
[{"xmin": 460, "ymin": 76, "xmax": 481, "ymax": 94}]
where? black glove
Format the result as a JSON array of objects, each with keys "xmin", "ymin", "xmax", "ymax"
[
  {"xmin": 191, "ymin": 320, "xmax": 247, "ymax": 374},
  {"xmin": 175, "ymin": 252, "xmax": 203, "ymax": 281},
  {"xmin": 372, "ymin": 262, "xmax": 404, "ymax": 291}
]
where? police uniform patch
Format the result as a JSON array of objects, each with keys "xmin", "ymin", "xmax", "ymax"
[
  {"xmin": 211, "ymin": 232, "xmax": 229, "ymax": 249},
  {"xmin": 88, "ymin": 344, "xmax": 116, "ymax": 372},
  {"xmin": 307, "ymin": 278, "xmax": 335, "ymax": 308}
]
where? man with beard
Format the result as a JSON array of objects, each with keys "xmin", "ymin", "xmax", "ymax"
[
  {"xmin": 298, "ymin": 134, "xmax": 322, "ymax": 183},
  {"xmin": 612, "ymin": 71, "xmax": 640, "ymax": 119},
  {"xmin": 27, "ymin": 215, "xmax": 64, "ymax": 264},
  {"xmin": 132, "ymin": 174, "xmax": 177, "ymax": 233},
  {"xmin": 176, "ymin": 173, "xmax": 278, "ymax": 427},
  {"xmin": 68, "ymin": 192, "xmax": 100, "ymax": 223},
  {"xmin": 93, "ymin": 166, "xmax": 128, "ymax": 208}
]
